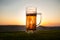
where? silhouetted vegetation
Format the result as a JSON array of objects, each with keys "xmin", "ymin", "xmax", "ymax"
[
  {"xmin": 0, "ymin": 25, "xmax": 60, "ymax": 40},
  {"xmin": 0, "ymin": 30, "xmax": 60, "ymax": 40}
]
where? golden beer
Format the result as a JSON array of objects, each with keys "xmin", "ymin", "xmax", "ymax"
[{"xmin": 26, "ymin": 13, "xmax": 36, "ymax": 31}]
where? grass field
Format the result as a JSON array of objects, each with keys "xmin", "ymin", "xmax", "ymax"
[{"xmin": 0, "ymin": 30, "xmax": 60, "ymax": 40}]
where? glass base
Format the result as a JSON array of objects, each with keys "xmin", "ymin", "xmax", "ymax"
[{"xmin": 26, "ymin": 30, "xmax": 36, "ymax": 33}]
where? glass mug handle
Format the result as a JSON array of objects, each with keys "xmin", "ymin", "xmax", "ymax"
[{"xmin": 36, "ymin": 13, "xmax": 42, "ymax": 27}]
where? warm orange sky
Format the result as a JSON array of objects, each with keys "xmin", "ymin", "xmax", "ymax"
[{"xmin": 0, "ymin": 0, "xmax": 60, "ymax": 26}]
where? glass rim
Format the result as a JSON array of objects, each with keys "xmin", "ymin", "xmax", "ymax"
[{"xmin": 26, "ymin": 7, "xmax": 37, "ymax": 14}]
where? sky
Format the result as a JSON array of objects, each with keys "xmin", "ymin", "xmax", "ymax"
[{"xmin": 0, "ymin": 0, "xmax": 60, "ymax": 26}]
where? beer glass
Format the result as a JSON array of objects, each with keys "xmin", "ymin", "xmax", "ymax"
[{"xmin": 26, "ymin": 7, "xmax": 42, "ymax": 32}]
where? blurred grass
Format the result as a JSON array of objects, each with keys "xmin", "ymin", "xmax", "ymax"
[{"xmin": 0, "ymin": 30, "xmax": 60, "ymax": 40}]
